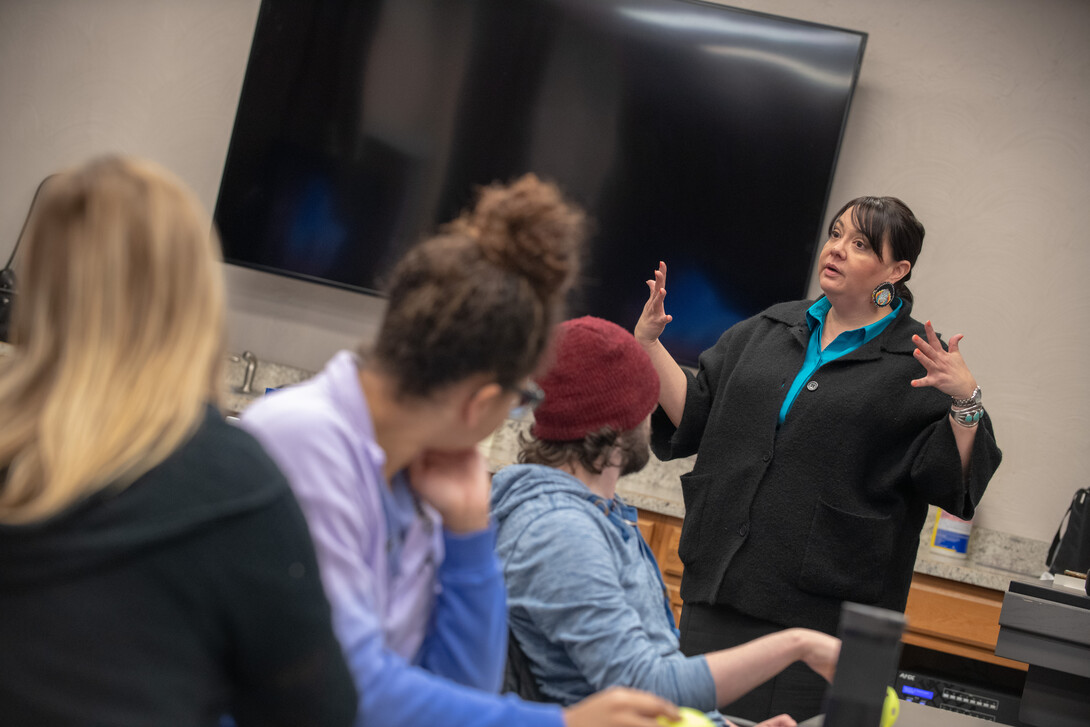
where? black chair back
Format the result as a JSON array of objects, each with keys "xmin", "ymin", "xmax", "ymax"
[{"xmin": 503, "ymin": 628, "xmax": 551, "ymax": 702}]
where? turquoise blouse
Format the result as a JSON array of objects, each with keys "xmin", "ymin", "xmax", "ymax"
[{"xmin": 778, "ymin": 297, "xmax": 903, "ymax": 424}]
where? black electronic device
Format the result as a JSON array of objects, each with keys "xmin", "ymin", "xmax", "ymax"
[
  {"xmin": 0, "ymin": 175, "xmax": 56, "ymax": 343},
  {"xmin": 823, "ymin": 602, "xmax": 906, "ymax": 727},
  {"xmin": 0, "ymin": 267, "xmax": 14, "ymax": 343},
  {"xmin": 895, "ymin": 670, "xmax": 1024, "ymax": 724},
  {"xmin": 995, "ymin": 580, "xmax": 1090, "ymax": 727},
  {"xmin": 214, "ymin": 0, "xmax": 867, "ymax": 366}
]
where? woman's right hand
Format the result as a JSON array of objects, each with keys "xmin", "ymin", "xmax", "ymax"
[
  {"xmin": 634, "ymin": 261, "xmax": 673, "ymax": 348},
  {"xmin": 563, "ymin": 687, "xmax": 678, "ymax": 727}
]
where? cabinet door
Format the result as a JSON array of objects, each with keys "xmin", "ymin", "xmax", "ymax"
[
  {"xmin": 666, "ymin": 581, "xmax": 684, "ymax": 624},
  {"xmin": 660, "ymin": 522, "xmax": 684, "ymax": 579},
  {"xmin": 657, "ymin": 521, "xmax": 685, "ymax": 622},
  {"xmin": 903, "ymin": 573, "xmax": 1026, "ymax": 670},
  {"xmin": 635, "ymin": 509, "xmax": 686, "ymax": 623},
  {"xmin": 637, "ymin": 519, "xmax": 658, "ymax": 550}
]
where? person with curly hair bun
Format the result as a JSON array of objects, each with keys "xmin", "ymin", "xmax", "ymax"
[{"xmin": 243, "ymin": 174, "xmax": 679, "ymax": 727}]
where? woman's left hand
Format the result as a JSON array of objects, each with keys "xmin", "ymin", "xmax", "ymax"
[{"xmin": 910, "ymin": 320, "xmax": 977, "ymax": 399}]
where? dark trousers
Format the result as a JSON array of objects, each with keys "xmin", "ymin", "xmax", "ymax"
[{"xmin": 679, "ymin": 602, "xmax": 829, "ymax": 723}]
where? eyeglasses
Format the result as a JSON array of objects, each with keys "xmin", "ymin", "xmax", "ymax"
[{"xmin": 510, "ymin": 381, "xmax": 545, "ymax": 418}]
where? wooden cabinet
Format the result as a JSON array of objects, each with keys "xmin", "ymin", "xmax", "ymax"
[
  {"xmin": 903, "ymin": 572, "xmax": 1026, "ymax": 670},
  {"xmin": 636, "ymin": 508, "xmax": 1027, "ymax": 671},
  {"xmin": 636, "ymin": 518, "xmax": 657, "ymax": 551},
  {"xmin": 636, "ymin": 508, "xmax": 685, "ymax": 624}
]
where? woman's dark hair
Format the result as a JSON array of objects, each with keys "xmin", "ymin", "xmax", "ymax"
[
  {"xmin": 518, "ymin": 424, "xmax": 650, "ymax": 477},
  {"xmin": 828, "ymin": 196, "xmax": 925, "ymax": 303},
  {"xmin": 370, "ymin": 173, "xmax": 586, "ymax": 399}
]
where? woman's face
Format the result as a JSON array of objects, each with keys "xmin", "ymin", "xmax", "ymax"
[
  {"xmin": 447, "ymin": 380, "xmax": 528, "ymax": 451},
  {"xmin": 476, "ymin": 387, "xmax": 525, "ymax": 444},
  {"xmin": 817, "ymin": 206, "xmax": 904, "ymax": 303}
]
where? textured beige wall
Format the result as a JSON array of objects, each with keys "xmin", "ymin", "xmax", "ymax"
[
  {"xmin": 1, "ymin": 0, "xmax": 1087, "ymax": 543},
  {"xmin": 0, "ymin": 0, "xmax": 387, "ymax": 380}
]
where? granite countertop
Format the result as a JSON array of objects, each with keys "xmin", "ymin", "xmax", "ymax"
[
  {"xmin": 912, "ymin": 510, "xmax": 1050, "ymax": 591},
  {"xmin": 4, "ymin": 341, "xmax": 1050, "ymax": 593}
]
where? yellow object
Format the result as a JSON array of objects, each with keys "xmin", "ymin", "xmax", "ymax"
[
  {"xmin": 881, "ymin": 685, "xmax": 900, "ymax": 727},
  {"xmin": 656, "ymin": 707, "xmax": 716, "ymax": 727}
]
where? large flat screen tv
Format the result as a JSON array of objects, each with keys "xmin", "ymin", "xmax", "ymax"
[{"xmin": 215, "ymin": 0, "xmax": 866, "ymax": 366}]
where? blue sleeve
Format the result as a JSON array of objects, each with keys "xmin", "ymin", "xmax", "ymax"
[
  {"xmin": 509, "ymin": 510, "xmax": 716, "ymax": 709},
  {"xmin": 347, "ymin": 607, "xmax": 563, "ymax": 727},
  {"xmin": 416, "ymin": 524, "xmax": 508, "ymax": 691}
]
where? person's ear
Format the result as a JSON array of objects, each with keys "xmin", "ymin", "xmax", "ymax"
[
  {"xmin": 463, "ymin": 382, "xmax": 506, "ymax": 429},
  {"xmin": 604, "ymin": 444, "xmax": 624, "ymax": 470},
  {"xmin": 888, "ymin": 259, "xmax": 911, "ymax": 285}
]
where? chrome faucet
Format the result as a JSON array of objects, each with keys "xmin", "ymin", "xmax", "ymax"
[{"xmin": 231, "ymin": 351, "xmax": 259, "ymax": 394}]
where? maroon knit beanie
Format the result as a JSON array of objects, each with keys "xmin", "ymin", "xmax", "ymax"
[{"xmin": 531, "ymin": 316, "xmax": 661, "ymax": 441}]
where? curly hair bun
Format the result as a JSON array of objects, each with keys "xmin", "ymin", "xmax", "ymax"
[
  {"xmin": 375, "ymin": 173, "xmax": 588, "ymax": 398},
  {"xmin": 455, "ymin": 173, "xmax": 586, "ymax": 298}
]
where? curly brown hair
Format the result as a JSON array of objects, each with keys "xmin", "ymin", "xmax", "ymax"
[
  {"xmin": 368, "ymin": 174, "xmax": 586, "ymax": 399},
  {"xmin": 518, "ymin": 424, "xmax": 651, "ymax": 477}
]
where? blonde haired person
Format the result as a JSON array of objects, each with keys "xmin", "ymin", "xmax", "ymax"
[{"xmin": 0, "ymin": 156, "xmax": 356, "ymax": 726}]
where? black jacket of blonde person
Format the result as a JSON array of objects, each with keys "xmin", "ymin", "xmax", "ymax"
[
  {"xmin": 651, "ymin": 298, "xmax": 1002, "ymax": 634},
  {"xmin": 0, "ymin": 407, "xmax": 357, "ymax": 727}
]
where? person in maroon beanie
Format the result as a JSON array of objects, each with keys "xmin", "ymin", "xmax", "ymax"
[{"xmin": 491, "ymin": 316, "xmax": 840, "ymax": 727}]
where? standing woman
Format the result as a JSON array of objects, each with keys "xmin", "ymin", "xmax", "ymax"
[
  {"xmin": 0, "ymin": 156, "xmax": 356, "ymax": 726},
  {"xmin": 635, "ymin": 196, "xmax": 1001, "ymax": 722}
]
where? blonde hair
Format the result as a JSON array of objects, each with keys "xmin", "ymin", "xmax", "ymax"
[{"xmin": 0, "ymin": 156, "xmax": 226, "ymax": 523}]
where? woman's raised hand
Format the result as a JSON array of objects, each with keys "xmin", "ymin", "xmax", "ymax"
[
  {"xmin": 634, "ymin": 261, "xmax": 673, "ymax": 347},
  {"xmin": 909, "ymin": 320, "xmax": 977, "ymax": 399}
]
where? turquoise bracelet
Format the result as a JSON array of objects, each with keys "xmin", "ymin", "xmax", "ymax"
[{"xmin": 951, "ymin": 404, "xmax": 984, "ymax": 427}]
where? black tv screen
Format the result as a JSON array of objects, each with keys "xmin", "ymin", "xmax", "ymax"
[{"xmin": 215, "ymin": 0, "xmax": 866, "ymax": 365}]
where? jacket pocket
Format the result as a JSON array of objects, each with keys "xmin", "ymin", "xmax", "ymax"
[
  {"xmin": 797, "ymin": 498, "xmax": 893, "ymax": 604},
  {"xmin": 677, "ymin": 471, "xmax": 713, "ymax": 566}
]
